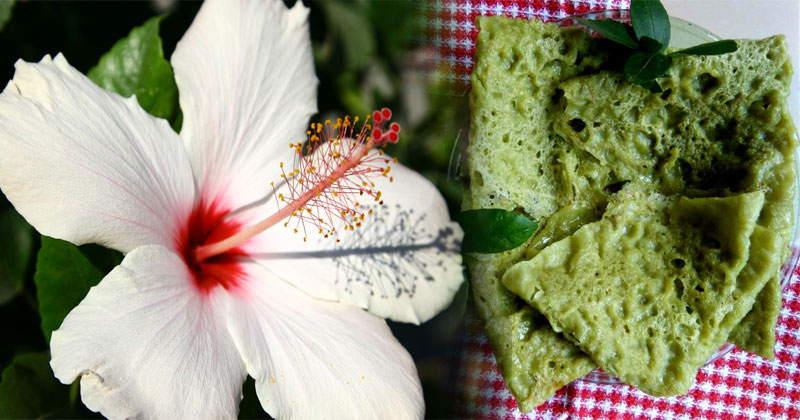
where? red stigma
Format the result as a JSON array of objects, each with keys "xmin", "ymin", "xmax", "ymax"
[
  {"xmin": 177, "ymin": 201, "xmax": 245, "ymax": 294},
  {"xmin": 372, "ymin": 111, "xmax": 383, "ymax": 123},
  {"xmin": 381, "ymin": 108, "xmax": 392, "ymax": 119}
]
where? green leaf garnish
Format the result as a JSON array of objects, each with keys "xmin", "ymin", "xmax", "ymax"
[
  {"xmin": 574, "ymin": 0, "xmax": 737, "ymax": 91},
  {"xmin": 631, "ymin": 0, "xmax": 670, "ymax": 51},
  {"xmin": 639, "ymin": 79, "xmax": 664, "ymax": 93},
  {"xmin": 576, "ymin": 18, "xmax": 638, "ymax": 49},
  {"xmin": 637, "ymin": 36, "xmax": 663, "ymax": 53},
  {"xmin": 457, "ymin": 209, "xmax": 538, "ymax": 253},
  {"xmin": 87, "ymin": 15, "xmax": 181, "ymax": 129},
  {"xmin": 34, "ymin": 237, "xmax": 106, "ymax": 342},
  {"xmin": 624, "ymin": 51, "xmax": 672, "ymax": 86},
  {"xmin": 669, "ymin": 40, "xmax": 738, "ymax": 57}
]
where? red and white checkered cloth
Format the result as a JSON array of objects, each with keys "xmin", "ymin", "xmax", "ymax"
[
  {"xmin": 435, "ymin": 1, "xmax": 800, "ymax": 418},
  {"xmin": 418, "ymin": 0, "xmax": 630, "ymax": 91},
  {"xmin": 454, "ymin": 261, "xmax": 800, "ymax": 419}
]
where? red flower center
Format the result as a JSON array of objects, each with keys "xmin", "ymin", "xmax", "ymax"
[{"xmin": 178, "ymin": 201, "xmax": 246, "ymax": 294}]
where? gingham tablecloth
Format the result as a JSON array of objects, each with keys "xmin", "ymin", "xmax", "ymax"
[
  {"xmin": 453, "ymin": 266, "xmax": 800, "ymax": 419},
  {"xmin": 430, "ymin": 1, "xmax": 800, "ymax": 418}
]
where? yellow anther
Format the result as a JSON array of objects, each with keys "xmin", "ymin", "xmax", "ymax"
[
  {"xmin": 294, "ymin": 229, "xmax": 298, "ymax": 233},
  {"xmin": 326, "ymin": 120, "xmax": 332, "ymax": 125}
]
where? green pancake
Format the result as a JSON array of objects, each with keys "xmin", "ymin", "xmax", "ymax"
[
  {"xmin": 464, "ymin": 16, "xmax": 611, "ymax": 411},
  {"xmin": 553, "ymin": 36, "xmax": 796, "ymax": 355},
  {"xmin": 503, "ymin": 189, "xmax": 767, "ymax": 396},
  {"xmin": 465, "ymin": 15, "xmax": 795, "ymax": 408}
]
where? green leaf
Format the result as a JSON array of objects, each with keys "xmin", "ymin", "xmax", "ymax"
[
  {"xmin": 457, "ymin": 209, "xmax": 538, "ymax": 253},
  {"xmin": 0, "ymin": 352, "xmax": 68, "ymax": 418},
  {"xmin": 87, "ymin": 15, "xmax": 180, "ymax": 127},
  {"xmin": 0, "ymin": 0, "xmax": 14, "ymax": 32},
  {"xmin": 34, "ymin": 237, "xmax": 105, "ymax": 343},
  {"xmin": 0, "ymin": 207, "xmax": 35, "ymax": 305},
  {"xmin": 576, "ymin": 18, "xmax": 638, "ymax": 49},
  {"xmin": 638, "ymin": 36, "xmax": 663, "ymax": 53},
  {"xmin": 669, "ymin": 40, "xmax": 738, "ymax": 57},
  {"xmin": 319, "ymin": 0, "xmax": 376, "ymax": 70},
  {"xmin": 631, "ymin": 0, "xmax": 670, "ymax": 51},
  {"xmin": 639, "ymin": 79, "xmax": 664, "ymax": 93},
  {"xmin": 79, "ymin": 243, "xmax": 123, "ymax": 275},
  {"xmin": 624, "ymin": 51, "xmax": 672, "ymax": 86}
]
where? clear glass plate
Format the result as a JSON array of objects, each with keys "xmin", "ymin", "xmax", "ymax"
[{"xmin": 556, "ymin": 11, "xmax": 800, "ymax": 385}]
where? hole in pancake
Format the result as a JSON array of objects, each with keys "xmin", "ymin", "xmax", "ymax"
[
  {"xmin": 568, "ymin": 118, "xmax": 586, "ymax": 132},
  {"xmin": 674, "ymin": 278, "xmax": 685, "ymax": 298}
]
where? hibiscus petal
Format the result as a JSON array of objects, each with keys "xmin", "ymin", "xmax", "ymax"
[
  {"xmin": 248, "ymin": 160, "xmax": 464, "ymax": 324},
  {"xmin": 172, "ymin": 0, "xmax": 318, "ymax": 211},
  {"xmin": 50, "ymin": 245, "xmax": 247, "ymax": 420},
  {"xmin": 224, "ymin": 263, "xmax": 424, "ymax": 419},
  {"xmin": 0, "ymin": 54, "xmax": 195, "ymax": 254}
]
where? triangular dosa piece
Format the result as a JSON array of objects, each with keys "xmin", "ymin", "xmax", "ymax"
[{"xmin": 503, "ymin": 189, "xmax": 766, "ymax": 396}]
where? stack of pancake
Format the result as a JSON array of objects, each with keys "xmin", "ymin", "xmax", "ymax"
[{"xmin": 464, "ymin": 16, "xmax": 796, "ymax": 410}]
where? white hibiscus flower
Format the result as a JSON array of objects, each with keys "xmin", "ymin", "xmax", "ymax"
[{"xmin": 0, "ymin": 0, "xmax": 464, "ymax": 418}]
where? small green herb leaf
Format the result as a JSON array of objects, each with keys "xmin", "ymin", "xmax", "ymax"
[
  {"xmin": 639, "ymin": 79, "xmax": 664, "ymax": 93},
  {"xmin": 669, "ymin": 40, "xmax": 738, "ymax": 57},
  {"xmin": 34, "ymin": 237, "xmax": 105, "ymax": 342},
  {"xmin": 631, "ymin": 0, "xmax": 670, "ymax": 51},
  {"xmin": 576, "ymin": 18, "xmax": 638, "ymax": 49},
  {"xmin": 457, "ymin": 209, "xmax": 538, "ymax": 253},
  {"xmin": 638, "ymin": 36, "xmax": 663, "ymax": 53},
  {"xmin": 624, "ymin": 51, "xmax": 672, "ymax": 86}
]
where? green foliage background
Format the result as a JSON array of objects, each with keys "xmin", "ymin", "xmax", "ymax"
[{"xmin": 0, "ymin": 1, "xmax": 469, "ymax": 418}]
